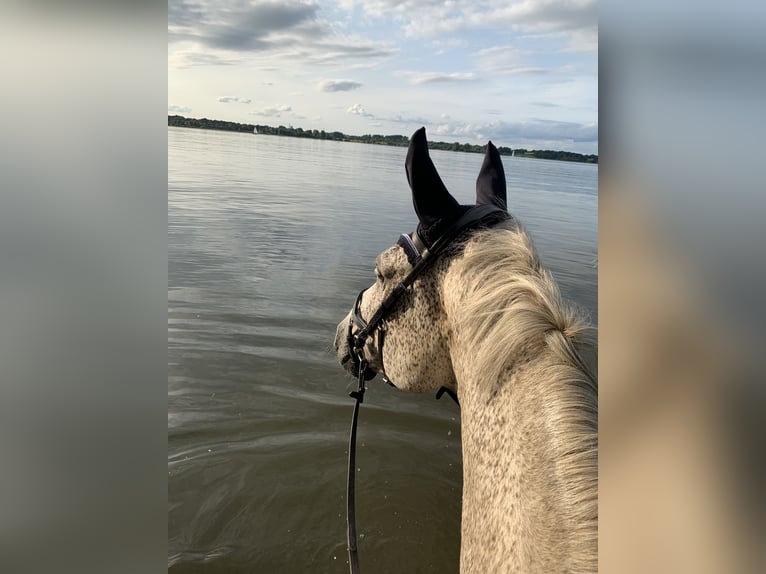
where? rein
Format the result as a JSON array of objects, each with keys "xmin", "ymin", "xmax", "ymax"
[
  {"xmin": 344, "ymin": 204, "xmax": 509, "ymax": 573},
  {"xmin": 346, "ymin": 358, "xmax": 367, "ymax": 574}
]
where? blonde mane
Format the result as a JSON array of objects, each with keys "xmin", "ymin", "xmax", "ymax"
[
  {"xmin": 451, "ymin": 221, "xmax": 598, "ymax": 572},
  {"xmin": 454, "ymin": 221, "xmax": 596, "ymax": 395}
]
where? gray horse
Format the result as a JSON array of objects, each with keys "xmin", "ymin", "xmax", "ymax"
[{"xmin": 335, "ymin": 128, "xmax": 597, "ymax": 573}]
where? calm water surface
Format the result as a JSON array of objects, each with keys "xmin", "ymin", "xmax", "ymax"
[{"xmin": 168, "ymin": 127, "xmax": 597, "ymax": 573}]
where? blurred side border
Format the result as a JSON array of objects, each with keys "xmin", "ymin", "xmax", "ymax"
[
  {"xmin": 600, "ymin": 1, "xmax": 765, "ymax": 572},
  {"xmin": 1, "ymin": 2, "xmax": 167, "ymax": 573}
]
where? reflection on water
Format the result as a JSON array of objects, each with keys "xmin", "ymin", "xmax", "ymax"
[{"xmin": 168, "ymin": 127, "xmax": 597, "ymax": 573}]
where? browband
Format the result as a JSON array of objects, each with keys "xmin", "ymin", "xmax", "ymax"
[
  {"xmin": 397, "ymin": 233, "xmax": 422, "ymax": 266},
  {"xmin": 396, "ymin": 204, "xmax": 511, "ymax": 267},
  {"xmin": 349, "ymin": 203, "xmax": 511, "ymax": 383}
]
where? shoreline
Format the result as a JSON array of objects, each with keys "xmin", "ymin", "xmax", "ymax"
[{"xmin": 168, "ymin": 115, "xmax": 598, "ymax": 164}]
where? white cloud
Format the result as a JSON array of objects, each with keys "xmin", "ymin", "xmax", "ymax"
[
  {"xmin": 296, "ymin": 43, "xmax": 396, "ymax": 64},
  {"xmin": 397, "ymin": 71, "xmax": 478, "ymax": 85},
  {"xmin": 430, "ymin": 118, "xmax": 598, "ymax": 148},
  {"xmin": 318, "ymin": 79, "xmax": 363, "ymax": 92},
  {"xmin": 338, "ymin": 0, "xmax": 596, "ymax": 49},
  {"xmin": 481, "ymin": 0, "xmax": 597, "ymax": 34},
  {"xmin": 168, "ymin": 50, "xmax": 239, "ymax": 69},
  {"xmin": 168, "ymin": 105, "xmax": 192, "ymax": 114},
  {"xmin": 474, "ymin": 45, "xmax": 549, "ymax": 75},
  {"xmin": 347, "ymin": 103, "xmax": 373, "ymax": 117},
  {"xmin": 384, "ymin": 113, "xmax": 430, "ymax": 125},
  {"xmin": 563, "ymin": 27, "xmax": 598, "ymax": 53},
  {"xmin": 218, "ymin": 96, "xmax": 252, "ymax": 104},
  {"xmin": 249, "ymin": 104, "xmax": 293, "ymax": 117}
]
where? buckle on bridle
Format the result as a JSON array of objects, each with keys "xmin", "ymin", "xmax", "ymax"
[{"xmin": 349, "ymin": 357, "xmax": 367, "ymax": 402}]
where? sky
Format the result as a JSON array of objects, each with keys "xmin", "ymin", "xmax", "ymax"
[{"xmin": 168, "ymin": 0, "xmax": 598, "ymax": 154}]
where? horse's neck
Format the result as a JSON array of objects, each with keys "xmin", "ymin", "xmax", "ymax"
[
  {"xmin": 454, "ymin": 359, "xmax": 578, "ymax": 573},
  {"xmin": 441, "ymin": 250, "xmax": 597, "ymax": 573}
]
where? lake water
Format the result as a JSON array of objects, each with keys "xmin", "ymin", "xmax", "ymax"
[{"xmin": 168, "ymin": 126, "xmax": 597, "ymax": 573}]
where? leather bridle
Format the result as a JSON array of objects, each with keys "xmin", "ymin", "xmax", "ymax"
[
  {"xmin": 344, "ymin": 203, "xmax": 510, "ymax": 573},
  {"xmin": 347, "ymin": 204, "xmax": 510, "ymax": 383}
]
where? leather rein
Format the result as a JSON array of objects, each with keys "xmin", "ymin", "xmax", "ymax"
[{"xmin": 344, "ymin": 204, "xmax": 510, "ymax": 573}]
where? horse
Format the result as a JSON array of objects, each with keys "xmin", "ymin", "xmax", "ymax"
[{"xmin": 334, "ymin": 127, "xmax": 597, "ymax": 573}]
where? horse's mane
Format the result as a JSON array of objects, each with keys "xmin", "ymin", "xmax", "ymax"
[
  {"xmin": 452, "ymin": 221, "xmax": 598, "ymax": 570},
  {"xmin": 454, "ymin": 220, "xmax": 596, "ymax": 395}
]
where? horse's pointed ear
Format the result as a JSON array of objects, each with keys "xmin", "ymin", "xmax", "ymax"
[
  {"xmin": 406, "ymin": 127, "xmax": 460, "ymax": 231},
  {"xmin": 475, "ymin": 141, "xmax": 507, "ymax": 210}
]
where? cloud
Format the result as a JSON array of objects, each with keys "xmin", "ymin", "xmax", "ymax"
[
  {"xmin": 486, "ymin": 0, "xmax": 597, "ymax": 34},
  {"xmin": 473, "ymin": 45, "xmax": 551, "ymax": 76},
  {"xmin": 384, "ymin": 113, "xmax": 431, "ymax": 125},
  {"xmin": 347, "ymin": 104, "xmax": 373, "ymax": 117},
  {"xmin": 169, "ymin": 0, "xmax": 322, "ymax": 51},
  {"xmin": 300, "ymin": 43, "xmax": 396, "ymax": 63},
  {"xmin": 430, "ymin": 118, "xmax": 598, "ymax": 146},
  {"xmin": 397, "ymin": 71, "xmax": 478, "ymax": 85},
  {"xmin": 168, "ymin": 105, "xmax": 192, "ymax": 114},
  {"xmin": 318, "ymin": 79, "xmax": 363, "ymax": 92},
  {"xmin": 168, "ymin": 50, "xmax": 239, "ymax": 69},
  {"xmin": 338, "ymin": 0, "xmax": 596, "ymax": 49},
  {"xmin": 563, "ymin": 27, "xmax": 598, "ymax": 53},
  {"xmin": 249, "ymin": 104, "xmax": 292, "ymax": 117},
  {"xmin": 168, "ymin": 1, "xmax": 396, "ymax": 65},
  {"xmin": 218, "ymin": 96, "xmax": 252, "ymax": 104},
  {"xmin": 168, "ymin": 0, "xmax": 205, "ymax": 28}
]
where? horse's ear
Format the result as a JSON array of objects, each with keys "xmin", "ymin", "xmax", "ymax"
[
  {"xmin": 406, "ymin": 127, "xmax": 460, "ymax": 230},
  {"xmin": 475, "ymin": 141, "xmax": 507, "ymax": 210}
]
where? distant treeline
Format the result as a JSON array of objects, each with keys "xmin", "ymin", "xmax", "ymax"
[{"xmin": 168, "ymin": 115, "xmax": 598, "ymax": 164}]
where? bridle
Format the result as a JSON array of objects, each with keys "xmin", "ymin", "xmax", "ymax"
[
  {"xmin": 346, "ymin": 203, "xmax": 510, "ymax": 385},
  {"xmin": 343, "ymin": 203, "xmax": 510, "ymax": 573}
]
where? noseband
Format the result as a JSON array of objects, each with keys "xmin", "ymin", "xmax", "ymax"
[{"xmin": 343, "ymin": 204, "xmax": 510, "ymax": 573}]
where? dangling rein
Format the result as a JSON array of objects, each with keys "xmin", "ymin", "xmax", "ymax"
[
  {"xmin": 345, "ymin": 357, "xmax": 367, "ymax": 574},
  {"xmin": 344, "ymin": 356, "xmax": 458, "ymax": 574}
]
